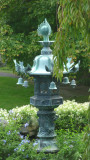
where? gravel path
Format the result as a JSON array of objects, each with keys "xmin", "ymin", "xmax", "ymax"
[{"xmin": 0, "ymin": 72, "xmax": 18, "ymax": 78}]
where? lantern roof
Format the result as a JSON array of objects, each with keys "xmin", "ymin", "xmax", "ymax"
[
  {"xmin": 29, "ymin": 19, "xmax": 54, "ymax": 76},
  {"xmin": 29, "ymin": 54, "xmax": 53, "ymax": 75}
]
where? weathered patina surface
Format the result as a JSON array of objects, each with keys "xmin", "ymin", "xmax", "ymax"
[
  {"xmin": 13, "ymin": 19, "xmax": 63, "ymax": 153},
  {"xmin": 30, "ymin": 19, "xmax": 63, "ymax": 153}
]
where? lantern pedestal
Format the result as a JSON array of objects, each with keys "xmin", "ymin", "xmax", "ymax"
[
  {"xmin": 30, "ymin": 77, "xmax": 63, "ymax": 153},
  {"xmin": 36, "ymin": 109, "xmax": 58, "ymax": 153},
  {"xmin": 29, "ymin": 18, "xmax": 64, "ymax": 153}
]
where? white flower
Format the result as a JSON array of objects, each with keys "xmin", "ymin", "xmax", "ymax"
[
  {"xmin": 24, "ymin": 123, "xmax": 29, "ymax": 128},
  {"xmin": 69, "ymin": 145, "xmax": 73, "ymax": 148}
]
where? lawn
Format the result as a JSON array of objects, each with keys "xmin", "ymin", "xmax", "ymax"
[
  {"xmin": 0, "ymin": 76, "xmax": 89, "ymax": 160},
  {"xmin": 0, "ymin": 65, "xmax": 13, "ymax": 73},
  {"xmin": 0, "ymin": 76, "xmax": 89, "ymax": 110},
  {"xmin": 0, "ymin": 77, "xmax": 34, "ymax": 110}
]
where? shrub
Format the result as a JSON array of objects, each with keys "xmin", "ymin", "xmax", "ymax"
[
  {"xmin": 55, "ymin": 129, "xmax": 85, "ymax": 160},
  {"xmin": 0, "ymin": 100, "xmax": 89, "ymax": 132},
  {"xmin": 0, "ymin": 126, "xmax": 85, "ymax": 160},
  {"xmin": 0, "ymin": 121, "xmax": 21, "ymax": 160},
  {"xmin": 0, "ymin": 100, "xmax": 89, "ymax": 159},
  {"xmin": 0, "ymin": 105, "xmax": 38, "ymax": 126},
  {"xmin": 55, "ymin": 100, "xmax": 89, "ymax": 131}
]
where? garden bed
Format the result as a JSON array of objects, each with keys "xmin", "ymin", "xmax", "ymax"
[{"xmin": 0, "ymin": 101, "xmax": 89, "ymax": 160}]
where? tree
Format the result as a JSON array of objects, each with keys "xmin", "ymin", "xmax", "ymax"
[
  {"xmin": 53, "ymin": 0, "xmax": 90, "ymax": 82},
  {"xmin": 0, "ymin": 0, "xmax": 57, "ymax": 67}
]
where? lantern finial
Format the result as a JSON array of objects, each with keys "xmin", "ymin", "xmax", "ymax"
[{"xmin": 37, "ymin": 19, "xmax": 51, "ymax": 42}]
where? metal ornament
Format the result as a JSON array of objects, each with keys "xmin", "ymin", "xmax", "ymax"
[
  {"xmin": 49, "ymin": 81, "xmax": 57, "ymax": 90},
  {"xmin": 23, "ymin": 80, "xmax": 29, "ymax": 88},
  {"xmin": 19, "ymin": 61, "xmax": 25, "ymax": 74},
  {"xmin": 37, "ymin": 18, "xmax": 51, "ymax": 42},
  {"xmin": 13, "ymin": 19, "xmax": 63, "ymax": 153},
  {"xmin": 30, "ymin": 19, "xmax": 63, "ymax": 153},
  {"xmin": 63, "ymin": 58, "xmax": 80, "ymax": 74},
  {"xmin": 29, "ymin": 55, "xmax": 53, "ymax": 75},
  {"xmin": 62, "ymin": 77, "xmax": 70, "ymax": 84},
  {"xmin": 13, "ymin": 59, "xmax": 20, "ymax": 73},
  {"xmin": 17, "ymin": 77, "xmax": 23, "ymax": 85},
  {"xmin": 70, "ymin": 79, "xmax": 76, "ymax": 88}
]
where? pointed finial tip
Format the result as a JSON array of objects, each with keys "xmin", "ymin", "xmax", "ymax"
[
  {"xmin": 37, "ymin": 19, "xmax": 51, "ymax": 42},
  {"xmin": 45, "ymin": 18, "xmax": 47, "ymax": 22}
]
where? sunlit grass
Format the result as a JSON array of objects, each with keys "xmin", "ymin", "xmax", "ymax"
[
  {"xmin": 0, "ymin": 77, "xmax": 34, "ymax": 110},
  {"xmin": 0, "ymin": 76, "xmax": 89, "ymax": 110}
]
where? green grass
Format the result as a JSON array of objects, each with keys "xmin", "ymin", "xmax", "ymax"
[
  {"xmin": 0, "ymin": 65, "xmax": 13, "ymax": 73},
  {"xmin": 0, "ymin": 77, "xmax": 89, "ymax": 110},
  {"xmin": 68, "ymin": 95, "xmax": 89, "ymax": 103},
  {"xmin": 0, "ymin": 77, "xmax": 34, "ymax": 110}
]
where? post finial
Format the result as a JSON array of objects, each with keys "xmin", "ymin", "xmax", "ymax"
[{"xmin": 37, "ymin": 19, "xmax": 51, "ymax": 42}]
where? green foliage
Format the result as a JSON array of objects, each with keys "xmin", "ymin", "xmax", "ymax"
[
  {"xmin": 53, "ymin": 0, "xmax": 90, "ymax": 80},
  {"xmin": 55, "ymin": 100, "xmax": 89, "ymax": 131},
  {"xmin": 0, "ymin": 0, "xmax": 57, "ymax": 33},
  {"xmin": 0, "ymin": 127, "xmax": 85, "ymax": 159},
  {"xmin": 0, "ymin": 104, "xmax": 87, "ymax": 160},
  {"xmin": 0, "ymin": 121, "xmax": 21, "ymax": 160},
  {"xmin": 0, "ymin": 0, "xmax": 89, "ymax": 83},
  {"xmin": 0, "ymin": 100, "xmax": 89, "ymax": 131},
  {"xmin": 0, "ymin": 30, "xmax": 42, "ymax": 67},
  {"xmin": 0, "ymin": 100, "xmax": 89, "ymax": 159},
  {"xmin": 83, "ymin": 102, "xmax": 90, "ymax": 160},
  {"xmin": 74, "ymin": 39, "xmax": 90, "ymax": 85},
  {"xmin": 56, "ymin": 129, "xmax": 85, "ymax": 160},
  {"xmin": 0, "ymin": 0, "xmax": 57, "ymax": 67}
]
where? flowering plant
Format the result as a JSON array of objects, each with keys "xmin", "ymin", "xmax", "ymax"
[
  {"xmin": 55, "ymin": 100, "xmax": 89, "ymax": 131},
  {"xmin": 0, "ymin": 100, "xmax": 89, "ymax": 159}
]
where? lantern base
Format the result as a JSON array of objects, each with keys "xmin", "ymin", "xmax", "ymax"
[
  {"xmin": 34, "ymin": 109, "xmax": 59, "ymax": 153},
  {"xmin": 35, "ymin": 138, "xmax": 58, "ymax": 153}
]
